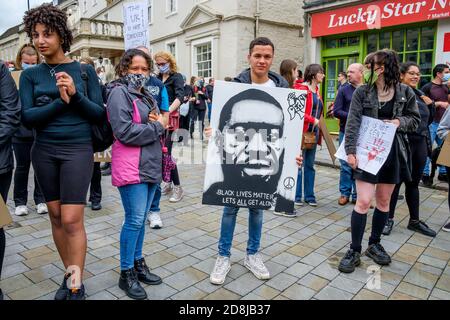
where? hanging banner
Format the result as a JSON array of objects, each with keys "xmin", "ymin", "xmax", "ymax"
[
  {"xmin": 123, "ymin": 2, "xmax": 149, "ymax": 50},
  {"xmin": 311, "ymin": 0, "xmax": 450, "ymax": 37}
]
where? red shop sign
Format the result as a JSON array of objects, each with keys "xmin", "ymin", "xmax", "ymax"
[{"xmin": 311, "ymin": 0, "xmax": 450, "ymax": 37}]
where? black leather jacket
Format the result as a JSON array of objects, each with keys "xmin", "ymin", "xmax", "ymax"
[{"xmin": 344, "ymin": 83, "xmax": 420, "ymax": 181}]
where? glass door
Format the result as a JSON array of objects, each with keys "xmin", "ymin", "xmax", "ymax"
[{"xmin": 322, "ymin": 55, "xmax": 358, "ymax": 133}]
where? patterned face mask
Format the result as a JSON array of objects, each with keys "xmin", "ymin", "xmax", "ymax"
[{"xmin": 124, "ymin": 73, "xmax": 150, "ymax": 90}]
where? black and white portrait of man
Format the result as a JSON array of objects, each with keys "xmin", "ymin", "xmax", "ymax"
[{"xmin": 202, "ymin": 81, "xmax": 306, "ymax": 212}]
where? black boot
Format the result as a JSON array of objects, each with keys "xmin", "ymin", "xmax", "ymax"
[
  {"xmin": 0, "ymin": 288, "xmax": 3, "ymax": 300},
  {"xmin": 118, "ymin": 268, "xmax": 147, "ymax": 300},
  {"xmin": 134, "ymin": 258, "xmax": 162, "ymax": 285}
]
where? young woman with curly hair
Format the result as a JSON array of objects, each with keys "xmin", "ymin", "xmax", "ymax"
[
  {"xmin": 20, "ymin": 4, "xmax": 105, "ymax": 300},
  {"xmin": 107, "ymin": 49, "xmax": 166, "ymax": 299},
  {"xmin": 338, "ymin": 50, "xmax": 420, "ymax": 274}
]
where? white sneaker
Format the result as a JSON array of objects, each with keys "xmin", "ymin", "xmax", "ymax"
[
  {"xmin": 36, "ymin": 203, "xmax": 48, "ymax": 214},
  {"xmin": 244, "ymin": 253, "xmax": 270, "ymax": 280},
  {"xmin": 148, "ymin": 212, "xmax": 163, "ymax": 229},
  {"xmin": 161, "ymin": 182, "xmax": 173, "ymax": 195},
  {"xmin": 169, "ymin": 186, "xmax": 184, "ymax": 203},
  {"xmin": 14, "ymin": 205, "xmax": 29, "ymax": 216},
  {"xmin": 210, "ymin": 256, "xmax": 231, "ymax": 285}
]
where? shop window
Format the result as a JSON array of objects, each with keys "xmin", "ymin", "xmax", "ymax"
[
  {"xmin": 420, "ymin": 26, "xmax": 434, "ymax": 50},
  {"xmin": 379, "ymin": 32, "xmax": 390, "ymax": 49},
  {"xmin": 326, "ymin": 39, "xmax": 337, "ymax": 49},
  {"xmin": 348, "ymin": 36, "xmax": 360, "ymax": 46},
  {"xmin": 392, "ymin": 30, "xmax": 404, "ymax": 52},
  {"xmin": 325, "ymin": 36, "xmax": 360, "ymax": 49},
  {"xmin": 406, "ymin": 28, "xmax": 419, "ymax": 51},
  {"xmin": 367, "ymin": 34, "xmax": 377, "ymax": 53},
  {"xmin": 366, "ymin": 24, "xmax": 436, "ymax": 86},
  {"xmin": 405, "ymin": 52, "xmax": 418, "ymax": 62}
]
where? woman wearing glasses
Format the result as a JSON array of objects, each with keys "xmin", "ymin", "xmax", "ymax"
[{"xmin": 384, "ymin": 62, "xmax": 437, "ymax": 237}]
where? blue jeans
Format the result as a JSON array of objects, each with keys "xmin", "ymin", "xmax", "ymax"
[
  {"xmin": 149, "ymin": 184, "xmax": 161, "ymax": 213},
  {"xmin": 295, "ymin": 144, "xmax": 317, "ymax": 203},
  {"xmin": 218, "ymin": 207, "xmax": 263, "ymax": 257},
  {"xmin": 424, "ymin": 122, "xmax": 447, "ymax": 176},
  {"xmin": 118, "ymin": 183, "xmax": 157, "ymax": 270},
  {"xmin": 207, "ymin": 102, "xmax": 212, "ymax": 122},
  {"xmin": 338, "ymin": 132, "xmax": 357, "ymax": 200}
]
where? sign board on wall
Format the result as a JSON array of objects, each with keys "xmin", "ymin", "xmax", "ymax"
[
  {"xmin": 311, "ymin": 0, "xmax": 450, "ymax": 37},
  {"xmin": 123, "ymin": 2, "xmax": 149, "ymax": 50}
]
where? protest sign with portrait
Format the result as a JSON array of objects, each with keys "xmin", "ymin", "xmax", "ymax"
[{"xmin": 202, "ymin": 81, "xmax": 306, "ymax": 213}]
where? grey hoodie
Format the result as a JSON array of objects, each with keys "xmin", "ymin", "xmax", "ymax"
[
  {"xmin": 234, "ymin": 68, "xmax": 289, "ymax": 88},
  {"xmin": 438, "ymin": 107, "xmax": 450, "ymax": 140},
  {"xmin": 106, "ymin": 82, "xmax": 165, "ymax": 187}
]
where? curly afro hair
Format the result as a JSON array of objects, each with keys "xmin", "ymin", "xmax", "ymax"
[
  {"xmin": 115, "ymin": 49, "xmax": 153, "ymax": 77},
  {"xmin": 23, "ymin": 3, "xmax": 73, "ymax": 53}
]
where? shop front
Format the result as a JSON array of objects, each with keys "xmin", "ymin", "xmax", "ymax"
[{"xmin": 303, "ymin": 0, "xmax": 450, "ymax": 133}]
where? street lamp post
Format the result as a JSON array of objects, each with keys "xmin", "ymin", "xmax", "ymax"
[{"xmin": 27, "ymin": 0, "xmax": 30, "ymax": 10}]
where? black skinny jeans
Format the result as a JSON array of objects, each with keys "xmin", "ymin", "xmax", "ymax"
[
  {"xmin": 190, "ymin": 108, "xmax": 206, "ymax": 139},
  {"xmin": 89, "ymin": 162, "xmax": 102, "ymax": 204},
  {"xmin": 0, "ymin": 170, "xmax": 12, "ymax": 280},
  {"xmin": 389, "ymin": 135, "xmax": 428, "ymax": 221},
  {"xmin": 12, "ymin": 142, "xmax": 45, "ymax": 206}
]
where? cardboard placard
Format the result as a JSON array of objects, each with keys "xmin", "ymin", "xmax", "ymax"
[
  {"xmin": 319, "ymin": 115, "xmax": 337, "ymax": 165},
  {"xmin": 94, "ymin": 147, "xmax": 112, "ymax": 163},
  {"xmin": 0, "ymin": 195, "xmax": 12, "ymax": 228},
  {"xmin": 437, "ymin": 137, "xmax": 450, "ymax": 168},
  {"xmin": 11, "ymin": 70, "xmax": 22, "ymax": 89}
]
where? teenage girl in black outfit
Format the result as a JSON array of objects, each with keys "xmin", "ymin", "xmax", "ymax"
[{"xmin": 338, "ymin": 50, "xmax": 420, "ymax": 274}]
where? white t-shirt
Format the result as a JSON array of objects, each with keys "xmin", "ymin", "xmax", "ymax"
[{"xmin": 252, "ymin": 79, "xmax": 276, "ymax": 87}]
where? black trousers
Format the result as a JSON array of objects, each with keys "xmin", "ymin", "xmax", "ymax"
[
  {"xmin": 389, "ymin": 135, "xmax": 428, "ymax": 221},
  {"xmin": 13, "ymin": 142, "xmax": 45, "ymax": 206},
  {"xmin": 0, "ymin": 170, "xmax": 12, "ymax": 280},
  {"xmin": 89, "ymin": 162, "xmax": 102, "ymax": 204},
  {"xmin": 190, "ymin": 108, "xmax": 206, "ymax": 139}
]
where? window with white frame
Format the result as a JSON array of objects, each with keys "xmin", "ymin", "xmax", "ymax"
[
  {"xmin": 167, "ymin": 42, "xmax": 176, "ymax": 58},
  {"xmin": 148, "ymin": 0, "xmax": 153, "ymax": 24},
  {"xmin": 82, "ymin": 0, "xmax": 87, "ymax": 13},
  {"xmin": 166, "ymin": 0, "xmax": 177, "ymax": 14},
  {"xmin": 194, "ymin": 42, "xmax": 212, "ymax": 78}
]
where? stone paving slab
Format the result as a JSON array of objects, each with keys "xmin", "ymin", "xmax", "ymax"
[{"xmin": 0, "ymin": 141, "xmax": 449, "ymax": 300}]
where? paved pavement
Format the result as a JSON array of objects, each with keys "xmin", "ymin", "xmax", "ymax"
[{"xmin": 1, "ymin": 138, "xmax": 449, "ymax": 300}]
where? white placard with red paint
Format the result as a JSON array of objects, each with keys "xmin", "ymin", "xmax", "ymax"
[{"xmin": 335, "ymin": 116, "xmax": 397, "ymax": 175}]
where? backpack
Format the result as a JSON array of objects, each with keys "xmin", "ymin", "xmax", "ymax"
[{"xmin": 80, "ymin": 63, "xmax": 114, "ymax": 152}]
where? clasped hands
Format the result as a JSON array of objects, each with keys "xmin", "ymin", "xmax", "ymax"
[{"xmin": 55, "ymin": 72, "xmax": 76, "ymax": 104}]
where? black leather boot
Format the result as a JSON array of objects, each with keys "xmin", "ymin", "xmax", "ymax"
[
  {"xmin": 118, "ymin": 268, "xmax": 147, "ymax": 300},
  {"xmin": 134, "ymin": 258, "xmax": 162, "ymax": 285}
]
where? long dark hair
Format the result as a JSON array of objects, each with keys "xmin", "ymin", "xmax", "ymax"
[
  {"xmin": 115, "ymin": 49, "xmax": 152, "ymax": 77},
  {"xmin": 367, "ymin": 49, "xmax": 400, "ymax": 91},
  {"xmin": 303, "ymin": 64, "xmax": 324, "ymax": 83}
]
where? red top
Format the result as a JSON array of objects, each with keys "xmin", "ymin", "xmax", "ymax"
[{"xmin": 294, "ymin": 81, "xmax": 322, "ymax": 133}]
